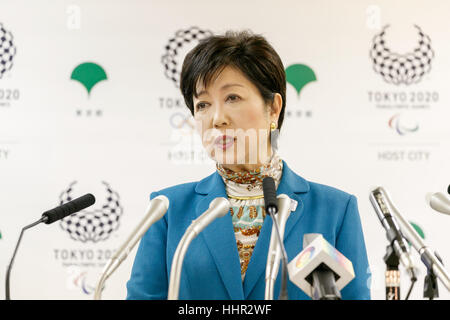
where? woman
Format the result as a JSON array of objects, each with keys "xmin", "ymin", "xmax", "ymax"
[{"xmin": 126, "ymin": 30, "xmax": 371, "ymax": 300}]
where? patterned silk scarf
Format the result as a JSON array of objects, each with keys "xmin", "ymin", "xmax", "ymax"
[{"xmin": 216, "ymin": 152, "xmax": 283, "ymax": 280}]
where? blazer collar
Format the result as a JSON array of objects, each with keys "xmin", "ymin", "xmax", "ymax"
[
  {"xmin": 195, "ymin": 160, "xmax": 310, "ymax": 195},
  {"xmin": 194, "ymin": 160, "xmax": 310, "ymax": 299}
]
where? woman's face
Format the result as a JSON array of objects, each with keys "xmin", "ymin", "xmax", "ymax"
[{"xmin": 193, "ymin": 66, "xmax": 282, "ymax": 172}]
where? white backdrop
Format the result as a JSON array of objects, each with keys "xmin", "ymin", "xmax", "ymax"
[{"xmin": 0, "ymin": 0, "xmax": 449, "ymax": 300}]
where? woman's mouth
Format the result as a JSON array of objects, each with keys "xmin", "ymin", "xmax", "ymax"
[{"xmin": 214, "ymin": 135, "xmax": 235, "ymax": 150}]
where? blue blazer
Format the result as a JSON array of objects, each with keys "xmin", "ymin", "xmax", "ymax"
[{"xmin": 126, "ymin": 160, "xmax": 371, "ymax": 300}]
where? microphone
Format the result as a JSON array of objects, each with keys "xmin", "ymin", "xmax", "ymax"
[
  {"xmin": 262, "ymin": 177, "xmax": 289, "ymax": 300},
  {"xmin": 5, "ymin": 193, "xmax": 96, "ymax": 300},
  {"xmin": 380, "ymin": 187, "xmax": 450, "ymax": 292},
  {"xmin": 265, "ymin": 194, "xmax": 292, "ymax": 300},
  {"xmin": 41, "ymin": 193, "xmax": 96, "ymax": 224},
  {"xmin": 428, "ymin": 192, "xmax": 450, "ymax": 215},
  {"xmin": 287, "ymin": 233, "xmax": 355, "ymax": 300},
  {"xmin": 370, "ymin": 187, "xmax": 417, "ymax": 282},
  {"xmin": 167, "ymin": 197, "xmax": 230, "ymax": 300},
  {"xmin": 263, "ymin": 177, "xmax": 278, "ymax": 212},
  {"xmin": 94, "ymin": 195, "xmax": 169, "ymax": 300}
]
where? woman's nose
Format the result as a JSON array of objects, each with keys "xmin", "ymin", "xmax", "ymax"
[{"xmin": 212, "ymin": 105, "xmax": 230, "ymax": 129}]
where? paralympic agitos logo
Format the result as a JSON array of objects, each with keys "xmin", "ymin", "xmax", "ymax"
[{"xmin": 388, "ymin": 113, "xmax": 419, "ymax": 136}]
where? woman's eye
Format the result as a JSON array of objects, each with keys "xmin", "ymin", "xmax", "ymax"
[
  {"xmin": 196, "ymin": 102, "xmax": 208, "ymax": 111},
  {"xmin": 227, "ymin": 94, "xmax": 240, "ymax": 102}
]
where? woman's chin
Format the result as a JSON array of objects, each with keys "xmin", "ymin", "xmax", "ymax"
[{"xmin": 210, "ymin": 148, "xmax": 240, "ymax": 165}]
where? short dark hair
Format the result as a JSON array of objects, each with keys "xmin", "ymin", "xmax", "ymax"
[{"xmin": 180, "ymin": 30, "xmax": 286, "ymax": 131}]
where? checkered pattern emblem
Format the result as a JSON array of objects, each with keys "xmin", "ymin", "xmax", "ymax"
[
  {"xmin": 370, "ymin": 25, "xmax": 434, "ymax": 85},
  {"xmin": 0, "ymin": 23, "xmax": 16, "ymax": 79},
  {"xmin": 161, "ymin": 26, "xmax": 213, "ymax": 88},
  {"xmin": 59, "ymin": 181, "xmax": 123, "ymax": 243}
]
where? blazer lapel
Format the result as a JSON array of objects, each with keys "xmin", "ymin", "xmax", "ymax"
[
  {"xmin": 194, "ymin": 172, "xmax": 245, "ymax": 300},
  {"xmin": 243, "ymin": 160, "xmax": 310, "ymax": 298}
]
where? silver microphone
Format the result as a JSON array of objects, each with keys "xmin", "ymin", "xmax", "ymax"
[
  {"xmin": 428, "ymin": 192, "xmax": 450, "ymax": 215},
  {"xmin": 378, "ymin": 187, "xmax": 450, "ymax": 292},
  {"xmin": 94, "ymin": 195, "xmax": 169, "ymax": 300},
  {"xmin": 264, "ymin": 194, "xmax": 292, "ymax": 300},
  {"xmin": 370, "ymin": 187, "xmax": 417, "ymax": 281},
  {"xmin": 167, "ymin": 197, "xmax": 230, "ymax": 300}
]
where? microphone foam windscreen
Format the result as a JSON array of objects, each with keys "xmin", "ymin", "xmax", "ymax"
[
  {"xmin": 43, "ymin": 193, "xmax": 96, "ymax": 224},
  {"xmin": 262, "ymin": 177, "xmax": 277, "ymax": 211}
]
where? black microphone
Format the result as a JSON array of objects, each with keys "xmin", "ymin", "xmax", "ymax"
[
  {"xmin": 370, "ymin": 188, "xmax": 417, "ymax": 281},
  {"xmin": 5, "ymin": 193, "xmax": 96, "ymax": 300},
  {"xmin": 41, "ymin": 193, "xmax": 96, "ymax": 224},
  {"xmin": 263, "ymin": 177, "xmax": 278, "ymax": 212},
  {"xmin": 262, "ymin": 177, "xmax": 289, "ymax": 300}
]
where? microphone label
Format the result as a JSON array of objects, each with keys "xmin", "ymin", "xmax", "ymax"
[
  {"xmin": 288, "ymin": 234, "xmax": 355, "ymax": 298},
  {"xmin": 385, "ymin": 270, "xmax": 400, "ymax": 300},
  {"xmin": 295, "ymin": 246, "xmax": 315, "ymax": 269}
]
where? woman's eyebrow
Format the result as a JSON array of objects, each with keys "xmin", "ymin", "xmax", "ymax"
[
  {"xmin": 220, "ymin": 83, "xmax": 244, "ymax": 90},
  {"xmin": 197, "ymin": 83, "xmax": 245, "ymax": 97}
]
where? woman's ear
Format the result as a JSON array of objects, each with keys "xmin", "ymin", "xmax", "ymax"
[{"xmin": 270, "ymin": 93, "xmax": 283, "ymax": 122}]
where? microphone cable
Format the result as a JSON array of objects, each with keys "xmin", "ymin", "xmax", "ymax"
[{"xmin": 405, "ymin": 277, "xmax": 416, "ymax": 300}]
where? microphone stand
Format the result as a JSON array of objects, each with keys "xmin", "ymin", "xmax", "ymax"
[
  {"xmin": 167, "ymin": 197, "xmax": 230, "ymax": 300},
  {"xmin": 94, "ymin": 195, "xmax": 169, "ymax": 300},
  {"xmin": 262, "ymin": 177, "xmax": 290, "ymax": 300},
  {"xmin": 370, "ymin": 187, "xmax": 418, "ymax": 300},
  {"xmin": 5, "ymin": 216, "xmax": 47, "ymax": 300},
  {"xmin": 424, "ymin": 268, "xmax": 439, "ymax": 300},
  {"xmin": 5, "ymin": 194, "xmax": 96, "ymax": 300},
  {"xmin": 378, "ymin": 187, "xmax": 449, "ymax": 296},
  {"xmin": 310, "ymin": 266, "xmax": 341, "ymax": 300},
  {"xmin": 168, "ymin": 225, "xmax": 198, "ymax": 300},
  {"xmin": 423, "ymin": 252, "xmax": 443, "ymax": 300},
  {"xmin": 302, "ymin": 234, "xmax": 341, "ymax": 300},
  {"xmin": 266, "ymin": 206, "xmax": 289, "ymax": 300},
  {"xmin": 264, "ymin": 194, "xmax": 291, "ymax": 300}
]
